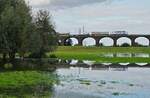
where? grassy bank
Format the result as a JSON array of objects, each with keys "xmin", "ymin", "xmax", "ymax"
[
  {"xmin": 52, "ymin": 46, "xmax": 150, "ymax": 63},
  {"xmin": 0, "ymin": 71, "xmax": 58, "ymax": 97}
]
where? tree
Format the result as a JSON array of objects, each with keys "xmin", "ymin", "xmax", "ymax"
[
  {"xmin": 0, "ymin": 0, "xmax": 33, "ymax": 60},
  {"xmin": 29, "ymin": 10, "xmax": 57, "ymax": 58},
  {"xmin": 0, "ymin": 0, "xmax": 58, "ymax": 60}
]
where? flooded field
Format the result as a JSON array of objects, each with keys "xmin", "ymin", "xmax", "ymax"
[
  {"xmin": 0, "ymin": 59, "xmax": 150, "ymax": 98},
  {"xmin": 53, "ymin": 66, "xmax": 150, "ymax": 98}
]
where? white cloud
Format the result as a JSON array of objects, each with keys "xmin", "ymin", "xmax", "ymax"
[{"xmin": 25, "ymin": 0, "xmax": 51, "ymax": 7}]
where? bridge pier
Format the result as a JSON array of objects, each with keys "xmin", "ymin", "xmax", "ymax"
[
  {"xmin": 113, "ymin": 39, "xmax": 117, "ymax": 47},
  {"xmin": 131, "ymin": 38, "xmax": 136, "ymax": 46},
  {"xmin": 95, "ymin": 38, "xmax": 100, "ymax": 46},
  {"xmin": 148, "ymin": 38, "xmax": 150, "ymax": 46},
  {"xmin": 78, "ymin": 39, "xmax": 83, "ymax": 46},
  {"xmin": 59, "ymin": 39, "xmax": 65, "ymax": 46}
]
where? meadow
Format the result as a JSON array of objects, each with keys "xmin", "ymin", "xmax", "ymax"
[{"xmin": 52, "ymin": 46, "xmax": 150, "ymax": 63}]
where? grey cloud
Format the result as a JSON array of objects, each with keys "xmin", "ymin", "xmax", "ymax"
[
  {"xmin": 50, "ymin": 0, "xmax": 107, "ymax": 7},
  {"xmin": 40, "ymin": 0, "xmax": 115, "ymax": 10}
]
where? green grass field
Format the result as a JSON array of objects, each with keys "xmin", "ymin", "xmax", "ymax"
[{"xmin": 51, "ymin": 46, "xmax": 150, "ymax": 63}]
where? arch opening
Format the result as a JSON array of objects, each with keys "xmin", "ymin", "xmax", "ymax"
[
  {"xmin": 82, "ymin": 37, "xmax": 96, "ymax": 46},
  {"xmin": 135, "ymin": 37, "xmax": 149, "ymax": 46},
  {"xmin": 117, "ymin": 37, "xmax": 131, "ymax": 46},
  {"xmin": 58, "ymin": 40, "xmax": 62, "ymax": 45},
  {"xmin": 99, "ymin": 37, "xmax": 114, "ymax": 46},
  {"xmin": 65, "ymin": 37, "xmax": 79, "ymax": 46}
]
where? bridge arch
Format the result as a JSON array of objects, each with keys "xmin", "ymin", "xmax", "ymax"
[
  {"xmin": 64, "ymin": 37, "xmax": 79, "ymax": 46},
  {"xmin": 99, "ymin": 37, "xmax": 114, "ymax": 46},
  {"xmin": 135, "ymin": 37, "xmax": 149, "ymax": 46},
  {"xmin": 82, "ymin": 37, "xmax": 96, "ymax": 46},
  {"xmin": 58, "ymin": 39, "xmax": 62, "ymax": 45},
  {"xmin": 117, "ymin": 37, "xmax": 132, "ymax": 46}
]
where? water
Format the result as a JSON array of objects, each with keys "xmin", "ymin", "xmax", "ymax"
[
  {"xmin": 53, "ymin": 66, "xmax": 150, "ymax": 98},
  {"xmin": 0, "ymin": 59, "xmax": 150, "ymax": 98},
  {"xmin": 100, "ymin": 53, "xmax": 150, "ymax": 58}
]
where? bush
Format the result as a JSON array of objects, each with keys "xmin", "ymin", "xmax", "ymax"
[
  {"xmin": 120, "ymin": 43, "xmax": 130, "ymax": 47},
  {"xmin": 135, "ymin": 42, "xmax": 147, "ymax": 47},
  {"xmin": 49, "ymin": 54, "xmax": 57, "ymax": 58},
  {"xmin": 99, "ymin": 43, "xmax": 104, "ymax": 46},
  {"xmin": 4, "ymin": 63, "xmax": 13, "ymax": 69},
  {"xmin": 28, "ymin": 53, "xmax": 47, "ymax": 58}
]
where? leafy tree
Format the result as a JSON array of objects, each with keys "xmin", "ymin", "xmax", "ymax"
[
  {"xmin": 0, "ymin": 0, "xmax": 58, "ymax": 60},
  {"xmin": 29, "ymin": 10, "xmax": 57, "ymax": 58},
  {"xmin": 0, "ymin": 2, "xmax": 15, "ymax": 60},
  {"xmin": 0, "ymin": 0, "xmax": 33, "ymax": 60}
]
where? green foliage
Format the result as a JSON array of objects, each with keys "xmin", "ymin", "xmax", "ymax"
[
  {"xmin": 112, "ymin": 92, "xmax": 120, "ymax": 96},
  {"xmin": 65, "ymin": 39, "xmax": 73, "ymax": 46},
  {"xmin": 0, "ymin": 0, "xmax": 33, "ymax": 59},
  {"xmin": 0, "ymin": 71, "xmax": 58, "ymax": 97},
  {"xmin": 99, "ymin": 43, "xmax": 104, "ymax": 46},
  {"xmin": 49, "ymin": 54, "xmax": 57, "ymax": 58},
  {"xmin": 79, "ymin": 80, "xmax": 91, "ymax": 85},
  {"xmin": 4, "ymin": 63, "xmax": 13, "ymax": 69},
  {"xmin": 135, "ymin": 42, "xmax": 147, "ymax": 47},
  {"xmin": 29, "ymin": 10, "xmax": 58, "ymax": 58},
  {"xmin": 0, "ymin": 71, "xmax": 58, "ymax": 88},
  {"xmin": 120, "ymin": 43, "xmax": 131, "ymax": 47},
  {"xmin": 0, "ymin": 0, "xmax": 58, "ymax": 59}
]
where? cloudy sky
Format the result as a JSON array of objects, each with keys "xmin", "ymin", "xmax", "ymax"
[{"xmin": 26, "ymin": 0, "xmax": 150, "ymax": 35}]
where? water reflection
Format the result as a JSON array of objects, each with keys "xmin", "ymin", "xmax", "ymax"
[
  {"xmin": 53, "ymin": 65, "xmax": 150, "ymax": 98},
  {"xmin": 83, "ymin": 60, "xmax": 96, "ymax": 66},
  {"xmin": 134, "ymin": 53, "xmax": 149, "ymax": 58},
  {"xmin": 57, "ymin": 59, "xmax": 150, "ymax": 68},
  {"xmin": 119, "ymin": 63, "xmax": 130, "ymax": 66},
  {"xmin": 100, "ymin": 53, "xmax": 150, "ymax": 58},
  {"xmin": 70, "ymin": 59, "xmax": 78, "ymax": 65},
  {"xmin": 102, "ymin": 63, "xmax": 112, "ymax": 66},
  {"xmin": 0, "ymin": 59, "xmax": 150, "ymax": 98},
  {"xmin": 117, "ymin": 53, "xmax": 132, "ymax": 57},
  {"xmin": 135, "ymin": 63, "xmax": 148, "ymax": 66}
]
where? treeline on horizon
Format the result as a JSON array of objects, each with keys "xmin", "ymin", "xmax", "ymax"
[{"xmin": 0, "ymin": 0, "xmax": 58, "ymax": 60}]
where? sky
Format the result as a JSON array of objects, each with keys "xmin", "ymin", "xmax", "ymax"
[{"xmin": 25, "ymin": 0, "xmax": 150, "ymax": 35}]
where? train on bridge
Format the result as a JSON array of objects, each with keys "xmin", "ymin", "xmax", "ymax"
[{"xmin": 58, "ymin": 31, "xmax": 129, "ymax": 37}]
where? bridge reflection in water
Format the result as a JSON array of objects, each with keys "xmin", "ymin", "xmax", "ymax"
[
  {"xmin": 0, "ymin": 59, "xmax": 149, "ymax": 72},
  {"xmin": 55, "ymin": 59, "xmax": 150, "ymax": 72},
  {"xmin": 53, "ymin": 59, "xmax": 150, "ymax": 98}
]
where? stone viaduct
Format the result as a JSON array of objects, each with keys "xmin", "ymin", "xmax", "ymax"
[{"xmin": 58, "ymin": 34, "xmax": 150, "ymax": 46}]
